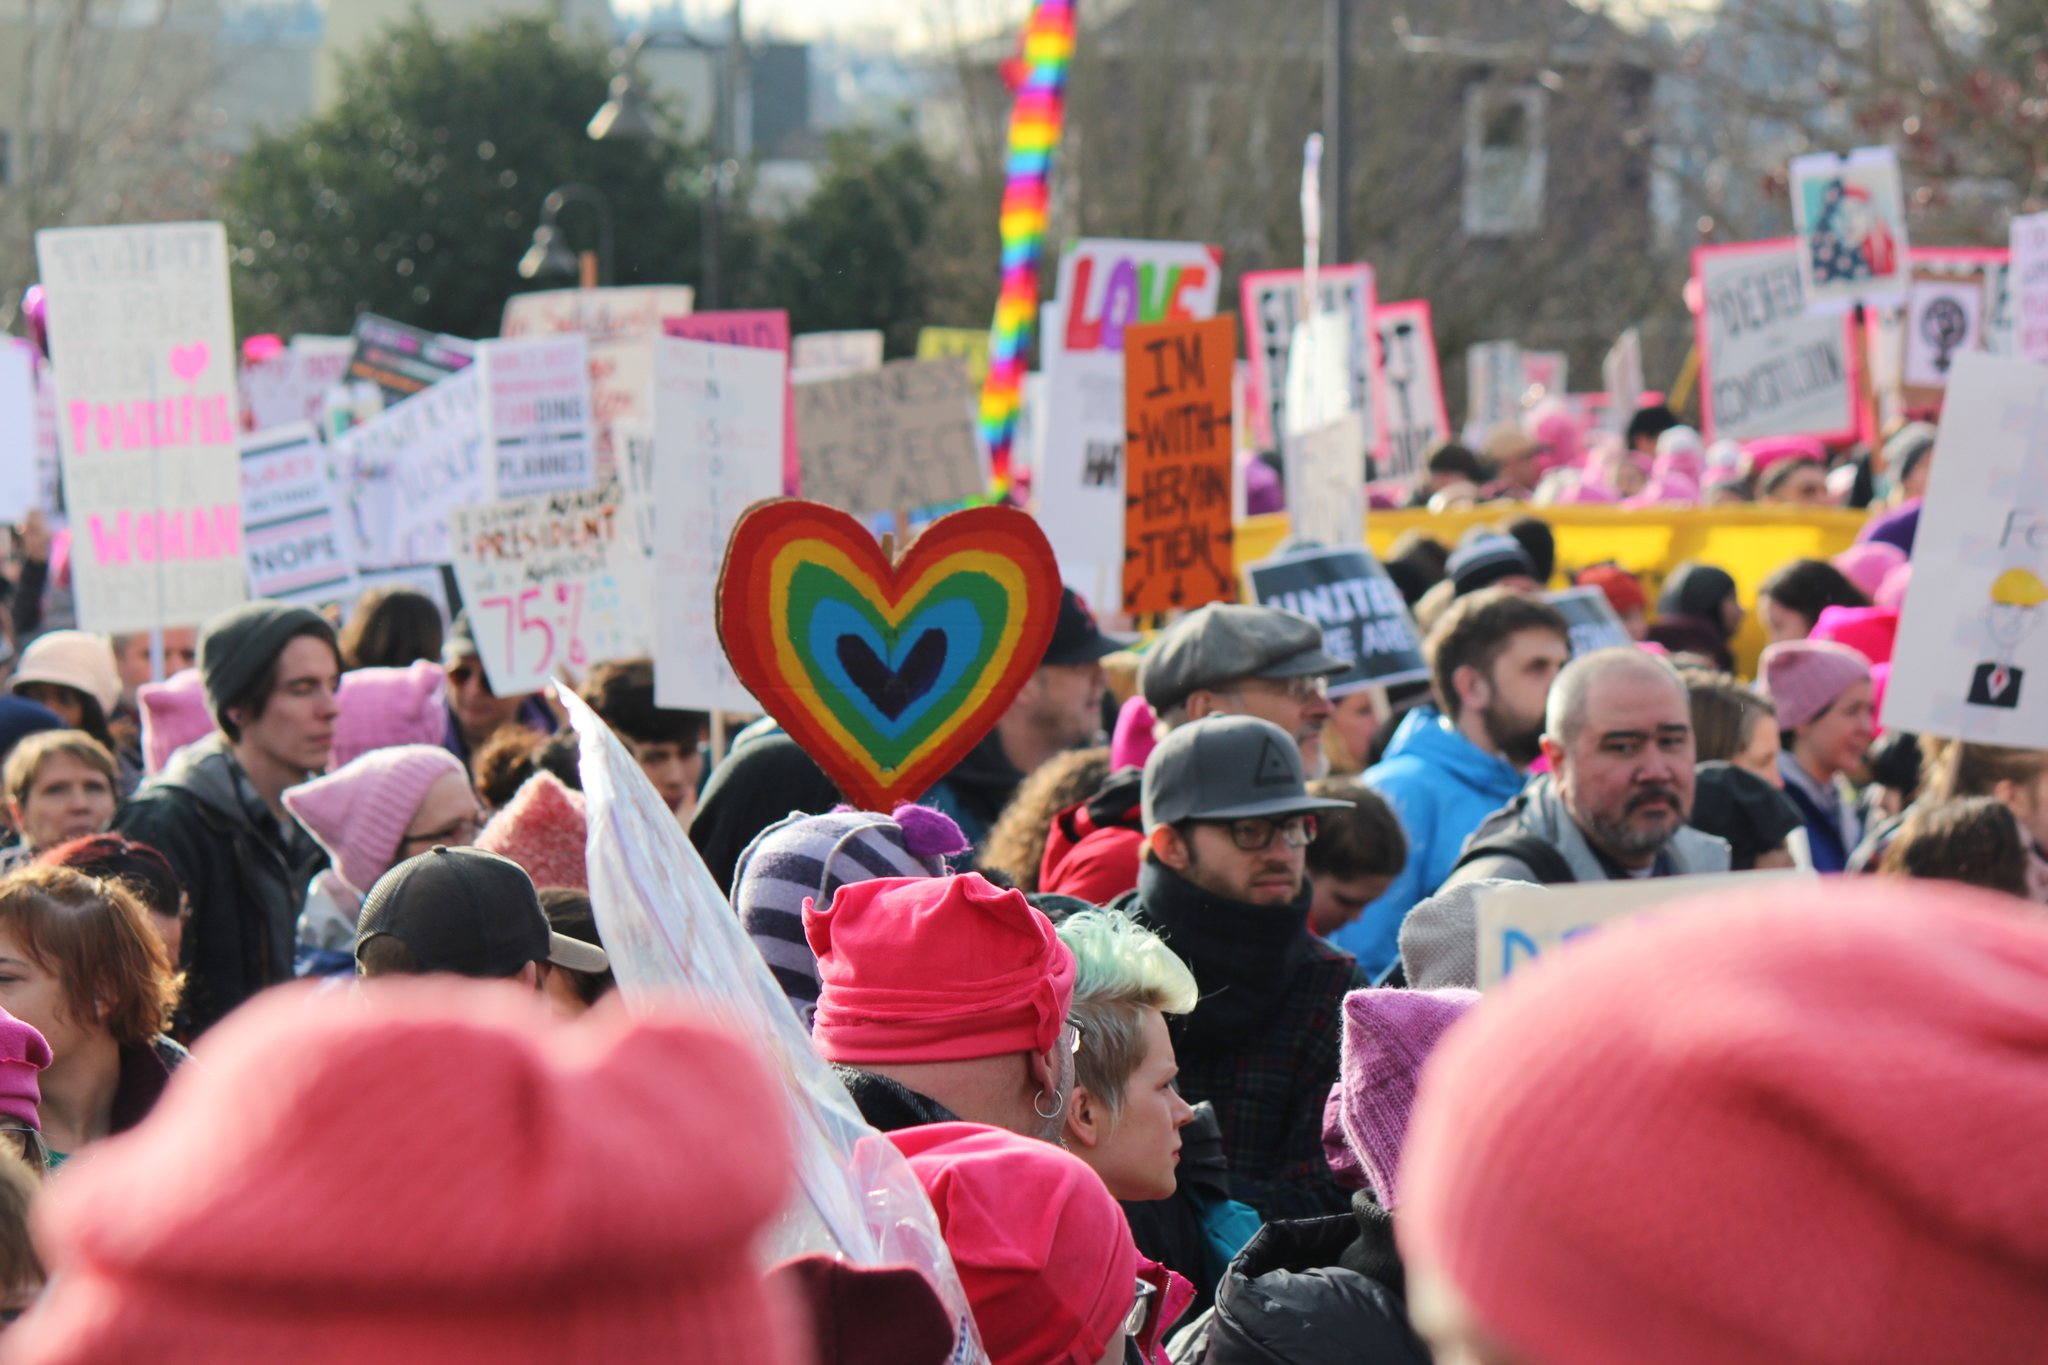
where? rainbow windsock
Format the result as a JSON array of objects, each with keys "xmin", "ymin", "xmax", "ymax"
[{"xmin": 978, "ymin": 0, "xmax": 1074, "ymax": 498}]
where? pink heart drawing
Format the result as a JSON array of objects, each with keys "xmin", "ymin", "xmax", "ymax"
[{"xmin": 169, "ymin": 342, "xmax": 210, "ymax": 385}]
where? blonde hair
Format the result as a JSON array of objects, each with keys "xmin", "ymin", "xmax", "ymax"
[
  {"xmin": 1057, "ymin": 911, "xmax": 1197, "ymax": 1119},
  {"xmin": 4, "ymin": 731, "xmax": 116, "ymax": 812}
]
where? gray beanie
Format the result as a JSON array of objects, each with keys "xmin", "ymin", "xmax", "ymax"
[
  {"xmin": 199, "ymin": 601, "xmax": 338, "ymax": 718},
  {"xmin": 1399, "ymin": 877, "xmax": 1539, "ymax": 990}
]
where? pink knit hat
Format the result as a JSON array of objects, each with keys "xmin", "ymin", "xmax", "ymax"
[
  {"xmin": 476, "ymin": 771, "xmax": 587, "ymax": 890},
  {"xmin": 138, "ymin": 669, "xmax": 213, "ymax": 774},
  {"xmin": 9, "ymin": 980, "xmax": 804, "ymax": 1365},
  {"xmin": 1110, "ymin": 694, "xmax": 1158, "ymax": 772},
  {"xmin": 0, "ymin": 1006, "xmax": 51, "ymax": 1131},
  {"xmin": 1810, "ymin": 605, "xmax": 1899, "ymax": 668},
  {"xmin": 283, "ymin": 745, "xmax": 471, "ymax": 899},
  {"xmin": 1334, "ymin": 987, "xmax": 1479, "ymax": 1211},
  {"xmin": 1832, "ymin": 541, "xmax": 1908, "ymax": 600},
  {"xmin": 1400, "ymin": 879, "xmax": 2048, "ymax": 1365},
  {"xmin": 1759, "ymin": 639, "xmax": 1872, "ymax": 731},
  {"xmin": 1743, "ymin": 434, "xmax": 1827, "ymax": 476},
  {"xmin": 1875, "ymin": 561, "xmax": 1913, "ymax": 612},
  {"xmin": 332, "ymin": 661, "xmax": 448, "ymax": 769}
]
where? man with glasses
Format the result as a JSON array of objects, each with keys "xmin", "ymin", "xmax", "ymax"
[
  {"xmin": 440, "ymin": 613, "xmax": 557, "ymax": 775},
  {"xmin": 1118, "ymin": 715, "xmax": 1366, "ymax": 1222}
]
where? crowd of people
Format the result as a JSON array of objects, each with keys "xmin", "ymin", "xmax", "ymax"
[{"xmin": 0, "ymin": 394, "xmax": 2038, "ymax": 1364}]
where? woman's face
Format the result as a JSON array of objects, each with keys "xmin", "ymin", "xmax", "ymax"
[
  {"xmin": 1069, "ymin": 1007, "xmax": 1194, "ymax": 1203},
  {"xmin": 1794, "ymin": 681, "xmax": 1876, "ymax": 780},
  {"xmin": 11, "ymin": 754, "xmax": 116, "ymax": 852},
  {"xmin": 14, "ymin": 685, "xmax": 82, "ymax": 731},
  {"xmin": 0, "ymin": 927, "xmax": 94, "ymax": 1063},
  {"xmin": 1760, "ymin": 593, "xmax": 1810, "ymax": 644},
  {"xmin": 1735, "ymin": 715, "xmax": 1783, "ymax": 788},
  {"xmin": 395, "ymin": 771, "xmax": 487, "ymax": 866}
]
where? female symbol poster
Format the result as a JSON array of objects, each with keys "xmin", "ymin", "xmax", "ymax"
[{"xmin": 1789, "ymin": 147, "xmax": 1912, "ymax": 312}]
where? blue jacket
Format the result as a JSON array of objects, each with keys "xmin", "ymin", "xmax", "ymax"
[{"xmin": 1328, "ymin": 707, "xmax": 1527, "ymax": 976}]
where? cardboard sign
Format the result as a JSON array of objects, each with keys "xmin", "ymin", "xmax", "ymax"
[
  {"xmin": 1466, "ymin": 340, "xmax": 1523, "ymax": 431},
  {"xmin": 1475, "ymin": 870, "xmax": 1813, "ymax": 989},
  {"xmin": 1885, "ymin": 354, "xmax": 2048, "ymax": 743},
  {"xmin": 915, "ymin": 326, "xmax": 992, "ymax": 386},
  {"xmin": 792, "ymin": 329, "xmax": 885, "ymax": 381},
  {"xmin": 1284, "ymin": 411, "xmax": 1367, "ymax": 548},
  {"xmin": 663, "ymin": 310, "xmax": 796, "ymax": 495},
  {"xmin": 476, "ymin": 336, "xmax": 596, "ymax": 499},
  {"xmin": 795, "ymin": 358, "xmax": 983, "ymax": 523},
  {"xmin": 1244, "ymin": 546, "xmax": 1428, "ymax": 694},
  {"xmin": 1789, "ymin": 147, "xmax": 1911, "ymax": 311},
  {"xmin": 1040, "ymin": 238, "xmax": 1224, "ymax": 610},
  {"xmin": 1374, "ymin": 301, "xmax": 1449, "ymax": 481},
  {"xmin": 1902, "ymin": 271, "xmax": 1985, "ymax": 395},
  {"xmin": 449, "ymin": 481, "xmax": 651, "ymax": 696},
  {"xmin": 500, "ymin": 285, "xmax": 695, "ymax": 341},
  {"xmin": 346, "ymin": 313, "xmax": 474, "ymax": 402},
  {"xmin": 1520, "ymin": 350, "xmax": 1569, "ymax": 399},
  {"xmin": 240, "ymin": 335, "xmax": 353, "ymax": 434},
  {"xmin": 1548, "ymin": 586, "xmax": 1634, "ymax": 655},
  {"xmin": 35, "ymin": 221, "xmax": 248, "ymax": 632},
  {"xmin": 1120, "ymin": 315, "xmax": 1236, "ymax": 615},
  {"xmin": 240, "ymin": 423, "xmax": 358, "ymax": 608},
  {"xmin": 1240, "ymin": 264, "xmax": 1379, "ymax": 451},
  {"xmin": 0, "ymin": 341, "xmax": 39, "ymax": 522},
  {"xmin": 1601, "ymin": 328, "xmax": 1644, "ymax": 432},
  {"xmin": 2013, "ymin": 213, "xmax": 2048, "ymax": 366},
  {"xmin": 1693, "ymin": 239, "xmax": 1858, "ymax": 443},
  {"xmin": 333, "ymin": 368, "xmax": 488, "ymax": 569},
  {"xmin": 1284, "ymin": 311, "xmax": 1359, "ymax": 440},
  {"xmin": 651, "ymin": 337, "xmax": 784, "ymax": 713}
]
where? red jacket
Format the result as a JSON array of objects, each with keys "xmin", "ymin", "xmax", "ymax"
[{"xmin": 1040, "ymin": 773, "xmax": 1145, "ymax": 906}]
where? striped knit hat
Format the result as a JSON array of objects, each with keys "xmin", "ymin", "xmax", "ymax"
[{"xmin": 734, "ymin": 806, "xmax": 967, "ymax": 1027}]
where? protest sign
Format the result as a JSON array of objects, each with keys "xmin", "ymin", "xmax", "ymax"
[
  {"xmin": 794, "ymin": 358, "xmax": 983, "ymax": 525},
  {"xmin": 1520, "ymin": 350, "xmax": 1569, "ymax": 399},
  {"xmin": 1240, "ymin": 264, "xmax": 1380, "ymax": 451},
  {"xmin": 915, "ymin": 326, "xmax": 992, "ymax": 386},
  {"xmin": 1039, "ymin": 238, "xmax": 1224, "ymax": 610},
  {"xmin": 1601, "ymin": 328, "xmax": 1644, "ymax": 432},
  {"xmin": 2014, "ymin": 213, "xmax": 2048, "ymax": 366},
  {"xmin": 333, "ymin": 368, "xmax": 488, "ymax": 570},
  {"xmin": 1984, "ymin": 258, "xmax": 2018, "ymax": 357},
  {"xmin": 1466, "ymin": 340, "xmax": 1523, "ymax": 431},
  {"xmin": 475, "ymin": 336, "xmax": 596, "ymax": 499},
  {"xmin": 0, "ymin": 342, "xmax": 38, "ymax": 522},
  {"xmin": 240, "ymin": 335, "xmax": 353, "ymax": 434},
  {"xmin": 1693, "ymin": 239, "xmax": 1858, "ymax": 443},
  {"xmin": 35, "ymin": 221, "xmax": 248, "ymax": 632},
  {"xmin": 651, "ymin": 336, "xmax": 784, "ymax": 714},
  {"xmin": 1373, "ymin": 300, "xmax": 1449, "ymax": 481},
  {"xmin": 663, "ymin": 310, "xmax": 796, "ymax": 494},
  {"xmin": 32, "ymin": 361, "xmax": 60, "ymax": 519},
  {"xmin": 1475, "ymin": 870, "xmax": 1812, "ymax": 989},
  {"xmin": 1885, "ymin": 355, "xmax": 2048, "ymax": 743},
  {"xmin": 1548, "ymin": 585, "xmax": 1634, "ymax": 655},
  {"xmin": 346, "ymin": 313, "xmax": 474, "ymax": 403},
  {"xmin": 239, "ymin": 423, "xmax": 358, "ymax": 609},
  {"xmin": 1284, "ymin": 411, "xmax": 1367, "ymax": 549},
  {"xmin": 500, "ymin": 285, "xmax": 695, "ymax": 340},
  {"xmin": 448, "ymin": 481, "xmax": 651, "ymax": 696},
  {"xmin": 1901, "ymin": 270, "xmax": 1984, "ymax": 399},
  {"xmin": 792, "ymin": 329, "xmax": 885, "ymax": 381},
  {"xmin": 1245, "ymin": 546, "xmax": 1428, "ymax": 693},
  {"xmin": 1788, "ymin": 147, "xmax": 1911, "ymax": 311},
  {"xmin": 1284, "ymin": 311, "xmax": 1361, "ymax": 440},
  {"xmin": 1120, "ymin": 315, "xmax": 1236, "ymax": 615}
]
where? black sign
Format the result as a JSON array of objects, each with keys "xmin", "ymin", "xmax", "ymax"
[
  {"xmin": 1548, "ymin": 586, "xmax": 1634, "ymax": 656},
  {"xmin": 1246, "ymin": 547, "xmax": 1429, "ymax": 693},
  {"xmin": 347, "ymin": 314, "xmax": 475, "ymax": 403}
]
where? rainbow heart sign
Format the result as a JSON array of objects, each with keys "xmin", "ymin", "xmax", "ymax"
[{"xmin": 718, "ymin": 499, "xmax": 1063, "ymax": 812}]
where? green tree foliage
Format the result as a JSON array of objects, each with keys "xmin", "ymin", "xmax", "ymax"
[{"xmin": 220, "ymin": 17, "xmax": 715, "ymax": 340}]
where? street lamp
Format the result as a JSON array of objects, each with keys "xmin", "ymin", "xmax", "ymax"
[{"xmin": 517, "ymin": 183, "xmax": 616, "ymax": 288}]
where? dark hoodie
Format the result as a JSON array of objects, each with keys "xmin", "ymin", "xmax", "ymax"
[
  {"xmin": 1120, "ymin": 861, "xmax": 1368, "ymax": 1222},
  {"xmin": 1649, "ymin": 562, "xmax": 1740, "ymax": 670},
  {"xmin": 919, "ymin": 731, "xmax": 1025, "ymax": 857}
]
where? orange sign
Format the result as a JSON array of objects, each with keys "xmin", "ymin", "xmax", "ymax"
[{"xmin": 1121, "ymin": 315, "xmax": 1237, "ymax": 615}]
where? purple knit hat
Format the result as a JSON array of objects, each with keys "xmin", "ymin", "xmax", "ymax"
[
  {"xmin": 1760, "ymin": 639, "xmax": 1873, "ymax": 732},
  {"xmin": 284, "ymin": 745, "xmax": 471, "ymax": 899},
  {"xmin": 1335, "ymin": 987, "xmax": 1479, "ymax": 1209},
  {"xmin": 0, "ymin": 1006, "xmax": 52, "ymax": 1130},
  {"xmin": 332, "ymin": 661, "xmax": 448, "ymax": 769}
]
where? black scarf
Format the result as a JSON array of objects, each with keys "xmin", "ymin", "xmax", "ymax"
[{"xmin": 1130, "ymin": 860, "xmax": 1315, "ymax": 1045}]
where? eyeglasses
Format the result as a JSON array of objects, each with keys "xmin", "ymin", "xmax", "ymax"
[
  {"xmin": 401, "ymin": 814, "xmax": 486, "ymax": 849},
  {"xmin": 1211, "ymin": 814, "xmax": 1318, "ymax": 852},
  {"xmin": 1238, "ymin": 674, "xmax": 1329, "ymax": 704},
  {"xmin": 1124, "ymin": 1277, "xmax": 1160, "ymax": 1337},
  {"xmin": 0, "ymin": 1125, "xmax": 49, "ymax": 1175},
  {"xmin": 445, "ymin": 662, "xmax": 495, "ymax": 695}
]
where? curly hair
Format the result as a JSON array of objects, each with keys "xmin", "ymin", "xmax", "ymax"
[{"xmin": 979, "ymin": 747, "xmax": 1112, "ymax": 894}]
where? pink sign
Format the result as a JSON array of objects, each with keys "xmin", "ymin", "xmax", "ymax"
[{"xmin": 662, "ymin": 310, "xmax": 796, "ymax": 494}]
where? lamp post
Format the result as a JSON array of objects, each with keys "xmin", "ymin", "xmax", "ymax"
[{"xmin": 518, "ymin": 183, "xmax": 616, "ymax": 287}]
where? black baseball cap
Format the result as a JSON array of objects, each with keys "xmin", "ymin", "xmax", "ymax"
[
  {"xmin": 355, "ymin": 846, "xmax": 610, "ymax": 978},
  {"xmin": 1041, "ymin": 588, "xmax": 1127, "ymax": 667}
]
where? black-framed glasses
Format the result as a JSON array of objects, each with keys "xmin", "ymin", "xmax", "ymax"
[
  {"xmin": 1124, "ymin": 1277, "xmax": 1160, "ymax": 1337},
  {"xmin": 401, "ymin": 814, "xmax": 486, "ymax": 850},
  {"xmin": 1214, "ymin": 814, "xmax": 1317, "ymax": 852},
  {"xmin": 0, "ymin": 1124, "xmax": 49, "ymax": 1175}
]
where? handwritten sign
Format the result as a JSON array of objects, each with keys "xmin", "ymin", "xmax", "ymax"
[
  {"xmin": 240, "ymin": 335, "xmax": 353, "ymax": 434},
  {"xmin": 1693, "ymin": 239, "xmax": 1858, "ymax": 444},
  {"xmin": 1284, "ymin": 411, "xmax": 1367, "ymax": 548},
  {"xmin": 1245, "ymin": 546, "xmax": 1427, "ymax": 693},
  {"xmin": 35, "ymin": 221, "xmax": 248, "ymax": 632},
  {"xmin": 449, "ymin": 481, "xmax": 651, "ymax": 696},
  {"xmin": 915, "ymin": 326, "xmax": 992, "ymax": 386},
  {"xmin": 240, "ymin": 423, "xmax": 358, "ymax": 608},
  {"xmin": 332, "ymin": 369, "xmax": 488, "ymax": 569},
  {"xmin": 1465, "ymin": 340, "xmax": 1523, "ymax": 431},
  {"xmin": 663, "ymin": 309, "xmax": 796, "ymax": 495},
  {"xmin": 651, "ymin": 337, "xmax": 783, "ymax": 713},
  {"xmin": 0, "ymin": 342, "xmax": 39, "ymax": 522},
  {"xmin": 794, "ymin": 358, "xmax": 982, "ymax": 523},
  {"xmin": 1121, "ymin": 315, "xmax": 1235, "ymax": 615},
  {"xmin": 1373, "ymin": 301, "xmax": 1449, "ymax": 481},
  {"xmin": 346, "ymin": 313, "xmax": 473, "ymax": 403},
  {"xmin": 792, "ymin": 329, "xmax": 884, "ymax": 381},
  {"xmin": 476, "ymin": 336, "xmax": 596, "ymax": 499},
  {"xmin": 1547, "ymin": 586, "xmax": 1633, "ymax": 655},
  {"xmin": 2012, "ymin": 213, "xmax": 2048, "ymax": 366},
  {"xmin": 500, "ymin": 285, "xmax": 695, "ymax": 341},
  {"xmin": 1240, "ymin": 264, "xmax": 1380, "ymax": 451},
  {"xmin": 1789, "ymin": 147, "xmax": 1911, "ymax": 312}
]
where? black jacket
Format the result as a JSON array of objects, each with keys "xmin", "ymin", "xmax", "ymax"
[
  {"xmin": 832, "ymin": 1065, "xmax": 960, "ymax": 1133},
  {"xmin": 116, "ymin": 736, "xmax": 326, "ymax": 1036},
  {"xmin": 1170, "ymin": 1194, "xmax": 1430, "ymax": 1364}
]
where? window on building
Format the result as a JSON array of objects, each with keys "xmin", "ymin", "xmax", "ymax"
[{"xmin": 1463, "ymin": 84, "xmax": 1548, "ymax": 237}]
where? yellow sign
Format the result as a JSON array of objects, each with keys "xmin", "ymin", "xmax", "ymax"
[{"xmin": 915, "ymin": 327, "xmax": 992, "ymax": 387}]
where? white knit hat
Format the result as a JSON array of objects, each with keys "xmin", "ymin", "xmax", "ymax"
[{"xmin": 10, "ymin": 631, "xmax": 123, "ymax": 717}]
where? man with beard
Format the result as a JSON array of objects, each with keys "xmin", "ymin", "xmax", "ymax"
[
  {"xmin": 1331, "ymin": 590, "xmax": 1571, "ymax": 978},
  {"xmin": 1440, "ymin": 647, "xmax": 1730, "ymax": 893}
]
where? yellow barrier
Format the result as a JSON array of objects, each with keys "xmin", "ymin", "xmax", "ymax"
[{"xmin": 1234, "ymin": 506, "xmax": 1872, "ymax": 677}]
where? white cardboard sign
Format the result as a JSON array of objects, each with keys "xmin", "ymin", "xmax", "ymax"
[
  {"xmin": 240, "ymin": 423, "xmax": 359, "ymax": 608},
  {"xmin": 477, "ymin": 335, "xmax": 596, "ymax": 499},
  {"xmin": 1373, "ymin": 301, "xmax": 1449, "ymax": 481},
  {"xmin": 334, "ymin": 368, "xmax": 489, "ymax": 570}
]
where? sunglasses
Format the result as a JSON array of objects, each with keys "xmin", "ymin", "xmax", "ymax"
[
  {"xmin": 445, "ymin": 662, "xmax": 495, "ymax": 695},
  {"xmin": 1124, "ymin": 1277, "xmax": 1159, "ymax": 1338},
  {"xmin": 1210, "ymin": 814, "xmax": 1318, "ymax": 852}
]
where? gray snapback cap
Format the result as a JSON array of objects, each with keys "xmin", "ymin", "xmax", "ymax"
[
  {"xmin": 1139, "ymin": 604, "xmax": 1348, "ymax": 713},
  {"xmin": 1141, "ymin": 715, "xmax": 1355, "ymax": 829}
]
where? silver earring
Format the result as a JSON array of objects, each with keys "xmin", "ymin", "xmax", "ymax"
[{"xmin": 1033, "ymin": 1089, "xmax": 1065, "ymax": 1121}]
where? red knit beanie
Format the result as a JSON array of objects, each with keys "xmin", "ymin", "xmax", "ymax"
[
  {"xmin": 10, "ymin": 980, "xmax": 805, "ymax": 1365},
  {"xmin": 890, "ymin": 1122, "xmax": 1136, "ymax": 1365},
  {"xmin": 807, "ymin": 874, "xmax": 1076, "ymax": 1064},
  {"xmin": 477, "ymin": 771, "xmax": 588, "ymax": 891},
  {"xmin": 1400, "ymin": 880, "xmax": 2048, "ymax": 1365}
]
